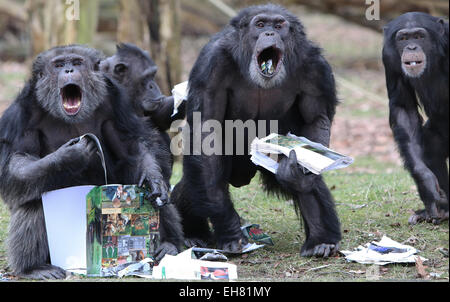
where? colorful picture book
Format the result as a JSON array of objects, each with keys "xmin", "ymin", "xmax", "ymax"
[
  {"xmin": 86, "ymin": 185, "xmax": 160, "ymax": 277},
  {"xmin": 250, "ymin": 133, "xmax": 354, "ymax": 175}
]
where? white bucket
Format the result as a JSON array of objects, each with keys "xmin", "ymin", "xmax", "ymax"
[{"xmin": 42, "ymin": 185, "xmax": 96, "ymax": 271}]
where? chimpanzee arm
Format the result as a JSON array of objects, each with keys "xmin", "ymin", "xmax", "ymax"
[
  {"xmin": 101, "ymin": 119, "xmax": 172, "ymax": 207},
  {"xmin": 2, "ymin": 131, "xmax": 95, "ymax": 209},
  {"xmin": 144, "ymin": 96, "xmax": 186, "ymax": 131},
  {"xmin": 387, "ymin": 73, "xmax": 442, "ymax": 206},
  {"xmin": 276, "ymin": 60, "xmax": 336, "ymax": 193},
  {"xmin": 298, "ymin": 95, "xmax": 333, "ymax": 147},
  {"xmin": 297, "ymin": 58, "xmax": 337, "ymax": 147}
]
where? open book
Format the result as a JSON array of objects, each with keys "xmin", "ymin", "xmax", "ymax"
[{"xmin": 250, "ymin": 133, "xmax": 354, "ymax": 175}]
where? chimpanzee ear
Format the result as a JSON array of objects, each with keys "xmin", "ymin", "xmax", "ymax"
[
  {"xmin": 231, "ymin": 13, "xmax": 249, "ymax": 30},
  {"xmin": 141, "ymin": 66, "xmax": 158, "ymax": 81},
  {"xmin": 382, "ymin": 25, "xmax": 390, "ymax": 37},
  {"xmin": 94, "ymin": 60, "xmax": 101, "ymax": 71},
  {"xmin": 114, "ymin": 63, "xmax": 128, "ymax": 75},
  {"xmin": 437, "ymin": 18, "xmax": 447, "ymax": 35}
]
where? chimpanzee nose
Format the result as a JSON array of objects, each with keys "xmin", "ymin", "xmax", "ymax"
[
  {"xmin": 65, "ymin": 69, "xmax": 74, "ymax": 74},
  {"xmin": 407, "ymin": 45, "xmax": 417, "ymax": 51},
  {"xmin": 265, "ymin": 31, "xmax": 275, "ymax": 37}
]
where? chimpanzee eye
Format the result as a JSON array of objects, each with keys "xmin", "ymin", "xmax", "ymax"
[
  {"xmin": 54, "ymin": 61, "xmax": 64, "ymax": 68},
  {"xmin": 114, "ymin": 63, "xmax": 127, "ymax": 74},
  {"xmin": 256, "ymin": 21, "xmax": 265, "ymax": 28},
  {"xmin": 72, "ymin": 59, "xmax": 83, "ymax": 66},
  {"xmin": 275, "ymin": 23, "xmax": 282, "ymax": 30}
]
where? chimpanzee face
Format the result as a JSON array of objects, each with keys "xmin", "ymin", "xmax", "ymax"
[
  {"xmin": 395, "ymin": 27, "xmax": 431, "ymax": 78},
  {"xmin": 34, "ymin": 47, "xmax": 106, "ymax": 123},
  {"xmin": 247, "ymin": 13, "xmax": 288, "ymax": 89},
  {"xmin": 101, "ymin": 51, "xmax": 164, "ymax": 112}
]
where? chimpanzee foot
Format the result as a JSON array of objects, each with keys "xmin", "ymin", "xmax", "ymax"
[
  {"xmin": 18, "ymin": 264, "xmax": 67, "ymax": 280},
  {"xmin": 217, "ymin": 237, "xmax": 249, "ymax": 253},
  {"xmin": 409, "ymin": 209, "xmax": 443, "ymax": 225},
  {"xmin": 301, "ymin": 243, "xmax": 339, "ymax": 258},
  {"xmin": 184, "ymin": 238, "xmax": 210, "ymax": 249},
  {"xmin": 154, "ymin": 242, "xmax": 179, "ymax": 261}
]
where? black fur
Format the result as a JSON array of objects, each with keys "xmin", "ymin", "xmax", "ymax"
[
  {"xmin": 100, "ymin": 43, "xmax": 187, "ymax": 183},
  {"xmin": 0, "ymin": 45, "xmax": 183, "ymax": 279},
  {"xmin": 101, "ymin": 43, "xmax": 186, "ymax": 131},
  {"xmin": 383, "ymin": 12, "xmax": 449, "ymax": 224},
  {"xmin": 172, "ymin": 4, "xmax": 341, "ymax": 257}
]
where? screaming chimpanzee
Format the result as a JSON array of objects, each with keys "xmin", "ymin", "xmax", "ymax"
[
  {"xmin": 172, "ymin": 4, "xmax": 341, "ymax": 257},
  {"xmin": 0, "ymin": 45, "xmax": 183, "ymax": 279},
  {"xmin": 383, "ymin": 12, "xmax": 449, "ymax": 225},
  {"xmin": 100, "ymin": 43, "xmax": 187, "ymax": 182}
]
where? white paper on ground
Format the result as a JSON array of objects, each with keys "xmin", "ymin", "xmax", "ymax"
[
  {"xmin": 152, "ymin": 248, "xmax": 238, "ymax": 280},
  {"xmin": 340, "ymin": 235, "xmax": 428, "ymax": 265},
  {"xmin": 42, "ymin": 185, "xmax": 96, "ymax": 271}
]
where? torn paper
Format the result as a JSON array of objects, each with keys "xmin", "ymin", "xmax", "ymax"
[{"xmin": 341, "ymin": 235, "xmax": 428, "ymax": 265}]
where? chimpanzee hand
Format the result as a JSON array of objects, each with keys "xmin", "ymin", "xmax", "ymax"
[
  {"xmin": 49, "ymin": 137, "xmax": 96, "ymax": 172},
  {"xmin": 142, "ymin": 97, "xmax": 163, "ymax": 113},
  {"xmin": 153, "ymin": 242, "xmax": 179, "ymax": 261},
  {"xmin": 138, "ymin": 158, "xmax": 169, "ymax": 208},
  {"xmin": 276, "ymin": 150, "xmax": 318, "ymax": 193},
  {"xmin": 140, "ymin": 176, "xmax": 169, "ymax": 208}
]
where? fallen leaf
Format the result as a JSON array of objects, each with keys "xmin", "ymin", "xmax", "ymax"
[{"xmin": 415, "ymin": 256, "xmax": 429, "ymax": 280}]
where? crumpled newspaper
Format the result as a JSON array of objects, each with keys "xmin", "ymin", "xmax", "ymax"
[
  {"xmin": 171, "ymin": 81, "xmax": 188, "ymax": 117},
  {"xmin": 340, "ymin": 235, "xmax": 428, "ymax": 265}
]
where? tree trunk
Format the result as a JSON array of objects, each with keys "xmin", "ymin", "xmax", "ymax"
[
  {"xmin": 117, "ymin": 0, "xmax": 149, "ymax": 50},
  {"xmin": 27, "ymin": 0, "xmax": 99, "ymax": 57},
  {"xmin": 140, "ymin": 0, "xmax": 182, "ymax": 95}
]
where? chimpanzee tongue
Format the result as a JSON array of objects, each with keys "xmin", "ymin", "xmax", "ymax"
[{"xmin": 62, "ymin": 84, "xmax": 82, "ymax": 115}]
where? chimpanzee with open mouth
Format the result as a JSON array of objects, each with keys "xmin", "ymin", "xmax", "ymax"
[
  {"xmin": 172, "ymin": 4, "xmax": 341, "ymax": 258},
  {"xmin": 0, "ymin": 45, "xmax": 183, "ymax": 279}
]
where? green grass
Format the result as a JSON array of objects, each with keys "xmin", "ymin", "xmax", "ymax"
[
  {"xmin": 169, "ymin": 158, "xmax": 449, "ymax": 282},
  {"xmin": 1, "ymin": 157, "xmax": 447, "ymax": 281},
  {"xmin": 0, "ymin": 199, "xmax": 9, "ymax": 273}
]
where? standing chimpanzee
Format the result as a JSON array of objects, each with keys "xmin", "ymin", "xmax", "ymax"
[
  {"xmin": 172, "ymin": 4, "xmax": 341, "ymax": 257},
  {"xmin": 0, "ymin": 45, "xmax": 183, "ymax": 279},
  {"xmin": 100, "ymin": 43, "xmax": 186, "ymax": 182},
  {"xmin": 383, "ymin": 12, "xmax": 449, "ymax": 225}
]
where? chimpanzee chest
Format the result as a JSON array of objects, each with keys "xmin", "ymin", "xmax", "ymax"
[
  {"xmin": 38, "ymin": 117, "xmax": 103, "ymax": 155},
  {"xmin": 226, "ymin": 84, "xmax": 297, "ymax": 121}
]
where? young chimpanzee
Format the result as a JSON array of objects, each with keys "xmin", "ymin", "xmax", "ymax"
[
  {"xmin": 100, "ymin": 43, "xmax": 186, "ymax": 182},
  {"xmin": 101, "ymin": 43, "xmax": 186, "ymax": 131},
  {"xmin": 383, "ymin": 12, "xmax": 449, "ymax": 225},
  {"xmin": 0, "ymin": 45, "xmax": 183, "ymax": 279},
  {"xmin": 172, "ymin": 4, "xmax": 341, "ymax": 257}
]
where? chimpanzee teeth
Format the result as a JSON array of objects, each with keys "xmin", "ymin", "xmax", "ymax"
[
  {"xmin": 411, "ymin": 62, "xmax": 417, "ymax": 66},
  {"xmin": 64, "ymin": 101, "xmax": 81, "ymax": 109}
]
